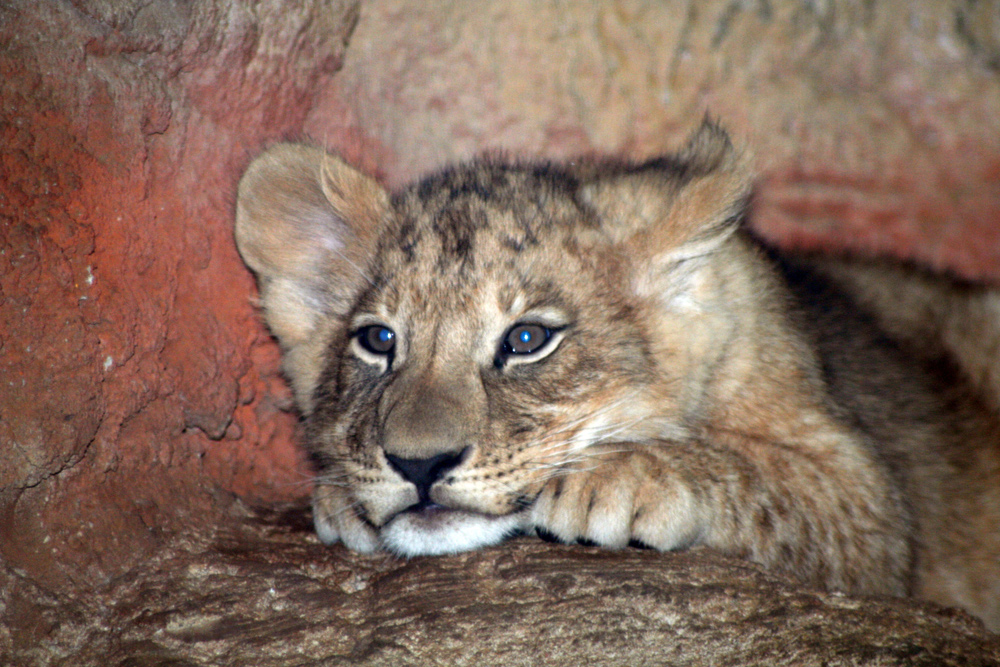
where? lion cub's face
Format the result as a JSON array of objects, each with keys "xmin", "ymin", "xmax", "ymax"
[{"xmin": 235, "ymin": 124, "xmax": 749, "ymax": 555}]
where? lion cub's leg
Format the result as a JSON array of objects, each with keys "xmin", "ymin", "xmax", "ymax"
[{"xmin": 530, "ymin": 433, "xmax": 911, "ymax": 597}]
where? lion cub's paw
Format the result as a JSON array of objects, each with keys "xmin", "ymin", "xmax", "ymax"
[
  {"xmin": 529, "ymin": 444, "xmax": 707, "ymax": 551},
  {"xmin": 312, "ymin": 483, "xmax": 381, "ymax": 553}
]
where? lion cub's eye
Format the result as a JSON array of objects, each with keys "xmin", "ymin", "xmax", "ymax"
[
  {"xmin": 356, "ymin": 325, "xmax": 396, "ymax": 355},
  {"xmin": 495, "ymin": 322, "xmax": 564, "ymax": 369},
  {"xmin": 503, "ymin": 323, "xmax": 553, "ymax": 355}
]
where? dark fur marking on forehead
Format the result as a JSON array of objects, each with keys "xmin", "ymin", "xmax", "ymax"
[
  {"xmin": 409, "ymin": 158, "xmax": 582, "ymax": 219},
  {"xmin": 414, "ymin": 159, "xmax": 524, "ymax": 204},
  {"xmin": 395, "ymin": 219, "xmax": 421, "ymax": 264},
  {"xmin": 388, "ymin": 158, "xmax": 591, "ymax": 276},
  {"xmin": 446, "ymin": 176, "xmax": 495, "ymax": 203},
  {"xmin": 432, "ymin": 206, "xmax": 485, "ymax": 272},
  {"xmin": 503, "ymin": 236, "xmax": 527, "ymax": 253}
]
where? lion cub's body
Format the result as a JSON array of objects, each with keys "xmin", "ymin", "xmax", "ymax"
[{"xmin": 235, "ymin": 125, "xmax": 1000, "ymax": 630}]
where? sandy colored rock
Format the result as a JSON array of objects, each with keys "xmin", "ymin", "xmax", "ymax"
[{"xmin": 311, "ymin": 0, "xmax": 1000, "ymax": 280}]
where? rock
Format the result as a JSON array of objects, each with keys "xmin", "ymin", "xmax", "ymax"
[
  {"xmin": 0, "ymin": 0, "xmax": 358, "ymax": 590},
  {"xmin": 5, "ymin": 506, "xmax": 1000, "ymax": 666},
  {"xmin": 312, "ymin": 0, "xmax": 1000, "ymax": 280}
]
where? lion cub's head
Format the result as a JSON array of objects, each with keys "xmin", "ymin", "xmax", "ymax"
[{"xmin": 235, "ymin": 122, "xmax": 751, "ymax": 555}]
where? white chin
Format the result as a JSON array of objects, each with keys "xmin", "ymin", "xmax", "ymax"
[{"xmin": 380, "ymin": 507, "xmax": 527, "ymax": 557}]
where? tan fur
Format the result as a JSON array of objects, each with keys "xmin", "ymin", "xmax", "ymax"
[
  {"xmin": 235, "ymin": 144, "xmax": 386, "ymax": 411},
  {"xmin": 235, "ymin": 124, "xmax": 1000, "ymax": 631}
]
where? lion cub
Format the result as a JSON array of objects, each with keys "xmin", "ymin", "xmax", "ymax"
[{"xmin": 235, "ymin": 123, "xmax": 1000, "ymax": 630}]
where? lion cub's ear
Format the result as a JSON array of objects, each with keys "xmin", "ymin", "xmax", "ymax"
[
  {"xmin": 235, "ymin": 144, "xmax": 387, "ymax": 347},
  {"xmin": 235, "ymin": 144, "xmax": 387, "ymax": 411},
  {"xmin": 580, "ymin": 121, "xmax": 752, "ymax": 297}
]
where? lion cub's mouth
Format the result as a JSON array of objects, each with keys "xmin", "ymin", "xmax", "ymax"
[
  {"xmin": 397, "ymin": 501, "xmax": 456, "ymax": 526},
  {"xmin": 379, "ymin": 501, "xmax": 528, "ymax": 557}
]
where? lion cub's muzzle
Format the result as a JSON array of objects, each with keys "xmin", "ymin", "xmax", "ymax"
[
  {"xmin": 376, "ymin": 445, "xmax": 529, "ymax": 556},
  {"xmin": 367, "ymin": 359, "xmax": 530, "ymax": 554}
]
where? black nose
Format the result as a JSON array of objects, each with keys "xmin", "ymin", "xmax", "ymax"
[{"xmin": 385, "ymin": 449, "xmax": 468, "ymax": 504}]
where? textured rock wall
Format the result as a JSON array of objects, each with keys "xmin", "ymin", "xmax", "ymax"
[
  {"xmin": 312, "ymin": 0, "xmax": 1000, "ymax": 280},
  {"xmin": 0, "ymin": 0, "xmax": 358, "ymax": 589},
  {"xmin": 2, "ymin": 0, "xmax": 1000, "ymax": 664}
]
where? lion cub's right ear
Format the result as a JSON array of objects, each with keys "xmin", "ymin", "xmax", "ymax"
[
  {"xmin": 235, "ymin": 144, "xmax": 386, "ymax": 409},
  {"xmin": 235, "ymin": 144, "xmax": 386, "ymax": 346}
]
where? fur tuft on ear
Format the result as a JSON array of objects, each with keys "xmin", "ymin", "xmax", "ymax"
[
  {"xmin": 580, "ymin": 120, "xmax": 753, "ymax": 264},
  {"xmin": 235, "ymin": 144, "xmax": 387, "ymax": 411}
]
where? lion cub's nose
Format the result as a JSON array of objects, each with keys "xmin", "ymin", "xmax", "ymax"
[{"xmin": 385, "ymin": 448, "xmax": 468, "ymax": 503}]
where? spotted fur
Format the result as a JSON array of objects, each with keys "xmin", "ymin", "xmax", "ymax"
[{"xmin": 235, "ymin": 123, "xmax": 1000, "ymax": 630}]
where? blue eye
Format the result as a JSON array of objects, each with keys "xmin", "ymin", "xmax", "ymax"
[
  {"xmin": 504, "ymin": 323, "xmax": 551, "ymax": 355},
  {"xmin": 357, "ymin": 325, "xmax": 395, "ymax": 355}
]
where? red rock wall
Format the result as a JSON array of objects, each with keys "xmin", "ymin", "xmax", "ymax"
[
  {"xmin": 2, "ymin": 0, "xmax": 999, "ymax": 596},
  {"xmin": 0, "ymin": 0, "xmax": 358, "ymax": 588}
]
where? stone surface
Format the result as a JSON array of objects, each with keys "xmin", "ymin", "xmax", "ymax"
[
  {"xmin": 4, "ymin": 506, "xmax": 1000, "ymax": 667},
  {"xmin": 311, "ymin": 0, "xmax": 1000, "ymax": 280},
  {"xmin": 1, "ymin": 0, "xmax": 999, "ymax": 664},
  {"xmin": 0, "ymin": 0, "xmax": 358, "ymax": 590}
]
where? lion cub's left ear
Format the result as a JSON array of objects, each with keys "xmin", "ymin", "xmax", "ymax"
[{"xmin": 580, "ymin": 121, "xmax": 752, "ymax": 293}]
